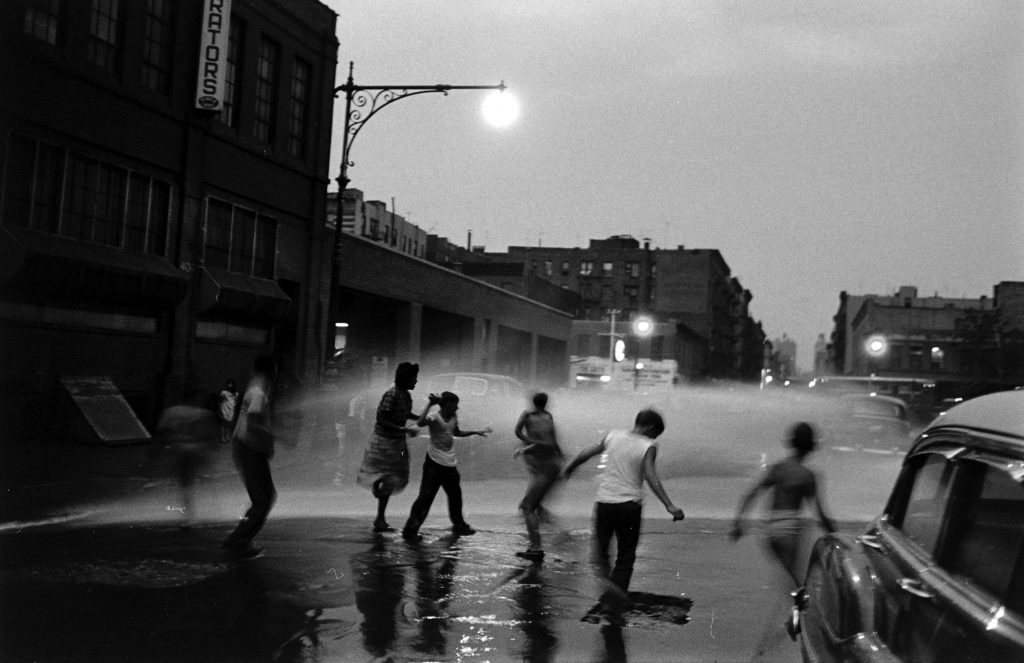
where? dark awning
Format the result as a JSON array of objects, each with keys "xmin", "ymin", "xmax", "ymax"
[
  {"xmin": 197, "ymin": 267, "xmax": 291, "ymax": 323},
  {"xmin": 0, "ymin": 226, "xmax": 188, "ymax": 308}
]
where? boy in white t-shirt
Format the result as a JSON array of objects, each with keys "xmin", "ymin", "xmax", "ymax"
[
  {"xmin": 401, "ymin": 391, "xmax": 491, "ymax": 541},
  {"xmin": 562, "ymin": 408, "xmax": 685, "ymax": 624}
]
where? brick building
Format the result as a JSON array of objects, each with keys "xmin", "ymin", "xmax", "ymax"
[
  {"xmin": 0, "ymin": 0, "xmax": 338, "ymax": 439},
  {"xmin": 453, "ymin": 235, "xmax": 766, "ymax": 381},
  {"xmin": 829, "ymin": 283, "xmax": 1024, "ymax": 390},
  {"xmin": 326, "ymin": 188, "xmax": 428, "ymax": 259}
]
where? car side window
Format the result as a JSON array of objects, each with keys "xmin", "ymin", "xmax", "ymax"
[
  {"xmin": 944, "ymin": 461, "xmax": 1024, "ymax": 613},
  {"xmin": 892, "ymin": 454, "xmax": 954, "ymax": 553}
]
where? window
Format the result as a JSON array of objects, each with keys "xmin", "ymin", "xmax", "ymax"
[
  {"xmin": 544, "ymin": 260, "xmax": 552, "ymax": 276},
  {"xmin": 625, "ymin": 261, "xmax": 640, "ymax": 278},
  {"xmin": 254, "ymin": 37, "xmax": 280, "ymax": 143},
  {"xmin": 602, "ymin": 261, "xmax": 613, "ymax": 277},
  {"xmin": 946, "ymin": 462, "xmax": 1024, "ymax": 608},
  {"xmin": 579, "ymin": 260, "xmax": 593, "ymax": 276},
  {"xmin": 287, "ymin": 58, "xmax": 311, "ymax": 157},
  {"xmin": 651, "ymin": 335, "xmax": 664, "ymax": 360},
  {"xmin": 203, "ymin": 197, "xmax": 277, "ymax": 278},
  {"xmin": 909, "ymin": 345, "xmax": 924, "ymax": 372},
  {"xmin": 930, "ymin": 346, "xmax": 944, "ymax": 371},
  {"xmin": 87, "ymin": 0, "xmax": 121, "ymax": 73},
  {"xmin": 141, "ymin": 0, "xmax": 174, "ymax": 94},
  {"xmin": 893, "ymin": 454, "xmax": 954, "ymax": 554},
  {"xmin": 624, "ymin": 286, "xmax": 638, "ymax": 306},
  {"xmin": 561, "ymin": 260, "xmax": 569, "ymax": 276},
  {"xmin": 23, "ymin": 0, "xmax": 61, "ymax": 45},
  {"xmin": 2, "ymin": 135, "xmax": 170, "ymax": 256},
  {"xmin": 220, "ymin": 16, "xmax": 245, "ymax": 128}
]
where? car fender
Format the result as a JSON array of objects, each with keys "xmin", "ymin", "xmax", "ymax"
[{"xmin": 797, "ymin": 530, "xmax": 901, "ymax": 663}]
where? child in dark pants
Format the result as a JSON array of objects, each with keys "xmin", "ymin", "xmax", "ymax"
[
  {"xmin": 562, "ymin": 408, "xmax": 685, "ymax": 625},
  {"xmin": 402, "ymin": 391, "xmax": 491, "ymax": 540}
]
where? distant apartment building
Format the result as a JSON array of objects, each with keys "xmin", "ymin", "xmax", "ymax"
[
  {"xmin": 830, "ymin": 283, "xmax": 1024, "ymax": 389},
  {"xmin": 0, "ymin": 0, "xmax": 338, "ymax": 437},
  {"xmin": 773, "ymin": 334, "xmax": 797, "ymax": 378},
  {"xmin": 327, "ymin": 189, "xmax": 427, "ymax": 259},
  {"xmin": 442, "ymin": 235, "xmax": 766, "ymax": 381}
]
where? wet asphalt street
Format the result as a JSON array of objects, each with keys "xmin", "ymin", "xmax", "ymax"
[
  {"xmin": 0, "ymin": 387, "xmax": 903, "ymax": 662},
  {"xmin": 0, "ymin": 511, "xmax": 818, "ymax": 663}
]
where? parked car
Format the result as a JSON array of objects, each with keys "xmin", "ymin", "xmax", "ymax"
[
  {"xmin": 824, "ymin": 393, "xmax": 913, "ymax": 453},
  {"xmin": 790, "ymin": 390, "xmax": 1024, "ymax": 663}
]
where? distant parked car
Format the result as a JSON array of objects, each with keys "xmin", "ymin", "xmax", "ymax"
[
  {"xmin": 790, "ymin": 389, "xmax": 1024, "ymax": 663},
  {"xmin": 824, "ymin": 393, "xmax": 912, "ymax": 453}
]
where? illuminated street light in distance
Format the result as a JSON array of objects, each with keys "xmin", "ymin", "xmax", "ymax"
[
  {"xmin": 865, "ymin": 334, "xmax": 888, "ymax": 357},
  {"xmin": 613, "ymin": 339, "xmax": 626, "ymax": 362},
  {"xmin": 481, "ymin": 90, "xmax": 519, "ymax": 128},
  {"xmin": 633, "ymin": 316, "xmax": 654, "ymax": 336}
]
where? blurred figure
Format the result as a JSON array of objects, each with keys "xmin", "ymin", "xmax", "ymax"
[
  {"xmin": 356, "ymin": 361, "xmax": 421, "ymax": 533},
  {"xmin": 731, "ymin": 421, "xmax": 836, "ymax": 659},
  {"xmin": 513, "ymin": 391, "xmax": 564, "ymax": 559},
  {"xmin": 222, "ymin": 356, "xmax": 278, "ymax": 559},
  {"xmin": 153, "ymin": 381, "xmax": 219, "ymax": 527},
  {"xmin": 402, "ymin": 391, "xmax": 491, "ymax": 541},
  {"xmin": 217, "ymin": 379, "xmax": 238, "ymax": 445},
  {"xmin": 563, "ymin": 408, "xmax": 685, "ymax": 625}
]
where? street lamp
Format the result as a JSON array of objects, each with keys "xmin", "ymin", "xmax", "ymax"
[{"xmin": 325, "ymin": 62, "xmax": 509, "ymax": 373}]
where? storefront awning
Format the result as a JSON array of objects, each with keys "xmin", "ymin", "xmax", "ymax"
[
  {"xmin": 197, "ymin": 267, "xmax": 291, "ymax": 323},
  {"xmin": 0, "ymin": 226, "xmax": 188, "ymax": 308}
]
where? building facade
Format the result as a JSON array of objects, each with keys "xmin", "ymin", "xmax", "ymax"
[
  {"xmin": 0, "ymin": 0, "xmax": 338, "ymax": 439},
  {"xmin": 326, "ymin": 188, "xmax": 428, "ymax": 259},
  {"xmin": 829, "ymin": 283, "xmax": 1024, "ymax": 392},
  {"xmin": 497, "ymin": 236, "xmax": 765, "ymax": 381}
]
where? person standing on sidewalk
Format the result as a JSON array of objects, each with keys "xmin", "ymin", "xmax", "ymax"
[
  {"xmin": 401, "ymin": 391, "xmax": 491, "ymax": 541},
  {"xmin": 222, "ymin": 356, "xmax": 278, "ymax": 559},
  {"xmin": 357, "ymin": 362, "xmax": 421, "ymax": 533},
  {"xmin": 217, "ymin": 379, "xmax": 238, "ymax": 445},
  {"xmin": 730, "ymin": 421, "xmax": 836, "ymax": 658},
  {"xmin": 562, "ymin": 408, "xmax": 685, "ymax": 624},
  {"xmin": 513, "ymin": 391, "xmax": 564, "ymax": 559}
]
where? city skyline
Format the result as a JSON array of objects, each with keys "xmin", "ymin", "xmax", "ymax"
[{"xmin": 324, "ymin": 1, "xmax": 1024, "ymax": 371}]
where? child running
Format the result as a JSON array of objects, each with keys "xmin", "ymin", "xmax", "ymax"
[
  {"xmin": 731, "ymin": 421, "xmax": 836, "ymax": 658},
  {"xmin": 562, "ymin": 408, "xmax": 685, "ymax": 625},
  {"xmin": 513, "ymin": 391, "xmax": 564, "ymax": 560},
  {"xmin": 401, "ymin": 391, "xmax": 491, "ymax": 541}
]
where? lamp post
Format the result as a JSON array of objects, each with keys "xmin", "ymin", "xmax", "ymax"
[{"xmin": 325, "ymin": 62, "xmax": 508, "ymax": 375}]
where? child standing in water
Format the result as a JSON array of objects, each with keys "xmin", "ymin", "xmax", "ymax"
[
  {"xmin": 401, "ymin": 391, "xmax": 491, "ymax": 541},
  {"xmin": 562, "ymin": 408, "xmax": 685, "ymax": 625},
  {"xmin": 513, "ymin": 392, "xmax": 564, "ymax": 560},
  {"xmin": 731, "ymin": 421, "xmax": 836, "ymax": 658}
]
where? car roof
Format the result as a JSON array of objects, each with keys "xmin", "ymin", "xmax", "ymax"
[
  {"xmin": 924, "ymin": 390, "xmax": 1024, "ymax": 439},
  {"xmin": 427, "ymin": 372, "xmax": 522, "ymax": 383}
]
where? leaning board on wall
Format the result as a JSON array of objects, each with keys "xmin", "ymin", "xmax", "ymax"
[{"xmin": 59, "ymin": 377, "xmax": 151, "ymax": 445}]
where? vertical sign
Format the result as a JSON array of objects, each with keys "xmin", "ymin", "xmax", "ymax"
[{"xmin": 194, "ymin": 0, "xmax": 233, "ymax": 111}]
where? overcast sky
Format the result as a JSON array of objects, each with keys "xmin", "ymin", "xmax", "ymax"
[{"xmin": 322, "ymin": 1, "xmax": 1024, "ymax": 371}]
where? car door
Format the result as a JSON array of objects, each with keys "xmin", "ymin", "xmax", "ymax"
[
  {"xmin": 868, "ymin": 441, "xmax": 1024, "ymax": 663},
  {"xmin": 866, "ymin": 450, "xmax": 957, "ymax": 662},
  {"xmin": 922, "ymin": 451, "xmax": 1024, "ymax": 662}
]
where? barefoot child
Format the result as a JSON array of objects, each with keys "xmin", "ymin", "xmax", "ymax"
[
  {"xmin": 513, "ymin": 391, "xmax": 564, "ymax": 559},
  {"xmin": 731, "ymin": 421, "xmax": 836, "ymax": 657}
]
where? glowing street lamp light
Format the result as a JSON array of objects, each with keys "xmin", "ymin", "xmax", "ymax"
[
  {"xmin": 633, "ymin": 316, "xmax": 654, "ymax": 337},
  {"xmin": 865, "ymin": 334, "xmax": 888, "ymax": 357},
  {"xmin": 325, "ymin": 62, "xmax": 510, "ymax": 373}
]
